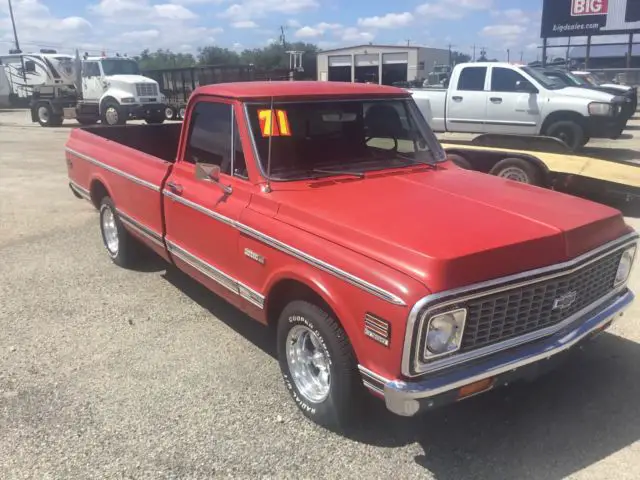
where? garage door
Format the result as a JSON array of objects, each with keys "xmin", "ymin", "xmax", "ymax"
[
  {"xmin": 328, "ymin": 55, "xmax": 352, "ymax": 67},
  {"xmin": 382, "ymin": 53, "xmax": 408, "ymax": 64},
  {"xmin": 355, "ymin": 54, "xmax": 379, "ymax": 66}
]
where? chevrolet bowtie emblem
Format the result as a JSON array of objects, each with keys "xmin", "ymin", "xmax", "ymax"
[{"xmin": 552, "ymin": 291, "xmax": 578, "ymax": 311}]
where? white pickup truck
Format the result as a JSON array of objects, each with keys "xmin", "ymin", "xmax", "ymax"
[{"xmin": 410, "ymin": 62, "xmax": 629, "ymax": 151}]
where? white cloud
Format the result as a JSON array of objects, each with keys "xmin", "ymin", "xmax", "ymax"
[
  {"xmin": 119, "ymin": 29, "xmax": 161, "ymax": 41},
  {"xmin": 482, "ymin": 25, "xmax": 526, "ymax": 37},
  {"xmin": 220, "ymin": 0, "xmax": 318, "ymax": 20},
  {"xmin": 357, "ymin": 12, "xmax": 413, "ymax": 29},
  {"xmin": 287, "ymin": 19, "xmax": 301, "ymax": 28},
  {"xmin": 294, "ymin": 22, "xmax": 341, "ymax": 38},
  {"xmin": 89, "ymin": 0, "xmax": 196, "ymax": 22},
  {"xmin": 340, "ymin": 27, "xmax": 374, "ymax": 43},
  {"xmin": 232, "ymin": 20, "xmax": 258, "ymax": 28},
  {"xmin": 416, "ymin": 0, "xmax": 492, "ymax": 19}
]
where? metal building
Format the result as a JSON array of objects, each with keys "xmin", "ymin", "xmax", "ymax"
[{"xmin": 316, "ymin": 44, "xmax": 450, "ymax": 85}]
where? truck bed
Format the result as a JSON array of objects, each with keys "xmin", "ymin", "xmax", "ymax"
[{"xmin": 82, "ymin": 123, "xmax": 182, "ymax": 163}]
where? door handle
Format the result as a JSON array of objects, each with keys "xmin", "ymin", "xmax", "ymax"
[
  {"xmin": 166, "ymin": 181, "xmax": 183, "ymax": 194},
  {"xmin": 452, "ymin": 96, "xmax": 463, "ymax": 102},
  {"xmin": 490, "ymin": 97, "xmax": 503, "ymax": 103}
]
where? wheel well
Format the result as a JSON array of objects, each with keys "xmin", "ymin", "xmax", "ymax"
[
  {"xmin": 266, "ymin": 279, "xmax": 336, "ymax": 329},
  {"xmin": 541, "ymin": 111, "xmax": 586, "ymax": 135},
  {"xmin": 89, "ymin": 179, "xmax": 110, "ymax": 209}
]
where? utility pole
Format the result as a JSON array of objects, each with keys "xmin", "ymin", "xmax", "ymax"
[
  {"xmin": 447, "ymin": 43, "xmax": 455, "ymax": 67},
  {"xmin": 507, "ymin": 49, "xmax": 510, "ymax": 62},
  {"xmin": 8, "ymin": 0, "xmax": 21, "ymax": 53},
  {"xmin": 406, "ymin": 39, "xmax": 411, "ymax": 47},
  {"xmin": 520, "ymin": 51, "xmax": 524, "ymax": 62},
  {"xmin": 472, "ymin": 44, "xmax": 476, "ymax": 62},
  {"xmin": 280, "ymin": 25, "xmax": 287, "ymax": 50}
]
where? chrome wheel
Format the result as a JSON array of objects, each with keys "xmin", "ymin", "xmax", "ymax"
[
  {"xmin": 38, "ymin": 106, "xmax": 49, "ymax": 123},
  {"xmin": 179, "ymin": 107, "xmax": 186, "ymax": 119},
  {"xmin": 286, "ymin": 325, "xmax": 331, "ymax": 403},
  {"xmin": 101, "ymin": 206, "xmax": 119, "ymax": 256},
  {"xmin": 105, "ymin": 106, "xmax": 119, "ymax": 125},
  {"xmin": 497, "ymin": 167, "xmax": 529, "ymax": 183},
  {"xmin": 165, "ymin": 107, "xmax": 174, "ymax": 120}
]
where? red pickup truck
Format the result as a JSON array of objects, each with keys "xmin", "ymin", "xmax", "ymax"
[{"xmin": 65, "ymin": 81, "xmax": 638, "ymax": 430}]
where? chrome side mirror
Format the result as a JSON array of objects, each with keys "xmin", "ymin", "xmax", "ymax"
[{"xmin": 195, "ymin": 163, "xmax": 232, "ymax": 194}]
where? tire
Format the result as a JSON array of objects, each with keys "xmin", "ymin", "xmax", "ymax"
[
  {"xmin": 164, "ymin": 106, "xmax": 176, "ymax": 121},
  {"xmin": 448, "ymin": 153, "xmax": 472, "ymax": 169},
  {"xmin": 489, "ymin": 157, "xmax": 544, "ymax": 186},
  {"xmin": 35, "ymin": 102, "xmax": 62, "ymax": 127},
  {"xmin": 544, "ymin": 120, "xmax": 585, "ymax": 151},
  {"xmin": 98, "ymin": 196, "xmax": 141, "ymax": 268},
  {"xmin": 178, "ymin": 107, "xmax": 186, "ymax": 119},
  {"xmin": 579, "ymin": 136, "xmax": 591, "ymax": 148},
  {"xmin": 76, "ymin": 116, "xmax": 98, "ymax": 126},
  {"xmin": 101, "ymin": 101, "xmax": 126, "ymax": 126},
  {"xmin": 145, "ymin": 114, "xmax": 165, "ymax": 125},
  {"xmin": 277, "ymin": 300, "xmax": 361, "ymax": 430}
]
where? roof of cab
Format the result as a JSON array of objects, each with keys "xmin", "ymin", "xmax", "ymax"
[{"xmin": 192, "ymin": 81, "xmax": 410, "ymax": 99}]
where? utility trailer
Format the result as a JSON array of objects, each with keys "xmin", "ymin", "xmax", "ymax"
[
  {"xmin": 141, "ymin": 64, "xmax": 290, "ymax": 121},
  {"xmin": 441, "ymin": 133, "xmax": 640, "ymax": 204}
]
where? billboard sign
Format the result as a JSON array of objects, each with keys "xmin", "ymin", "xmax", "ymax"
[{"xmin": 541, "ymin": 0, "xmax": 640, "ymax": 37}]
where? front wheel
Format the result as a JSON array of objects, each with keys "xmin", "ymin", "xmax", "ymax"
[
  {"xmin": 164, "ymin": 106, "xmax": 176, "ymax": 121},
  {"xmin": 545, "ymin": 120, "xmax": 585, "ymax": 151},
  {"xmin": 101, "ymin": 102, "xmax": 126, "ymax": 126},
  {"xmin": 277, "ymin": 300, "xmax": 362, "ymax": 431}
]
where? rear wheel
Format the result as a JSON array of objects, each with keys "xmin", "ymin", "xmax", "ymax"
[
  {"xmin": 489, "ymin": 157, "xmax": 544, "ymax": 186},
  {"xmin": 99, "ymin": 196, "xmax": 142, "ymax": 268},
  {"xmin": 277, "ymin": 300, "xmax": 362, "ymax": 431},
  {"xmin": 36, "ymin": 102, "xmax": 62, "ymax": 127},
  {"xmin": 145, "ymin": 113, "xmax": 165, "ymax": 125},
  {"xmin": 164, "ymin": 106, "xmax": 176, "ymax": 120},
  {"xmin": 178, "ymin": 107, "xmax": 186, "ymax": 119}
]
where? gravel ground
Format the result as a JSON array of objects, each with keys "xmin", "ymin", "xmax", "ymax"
[{"xmin": 2, "ymin": 109, "xmax": 640, "ymax": 479}]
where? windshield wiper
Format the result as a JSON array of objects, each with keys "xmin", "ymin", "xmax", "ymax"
[
  {"xmin": 310, "ymin": 168, "xmax": 365, "ymax": 179},
  {"xmin": 393, "ymin": 151, "xmax": 439, "ymax": 169}
]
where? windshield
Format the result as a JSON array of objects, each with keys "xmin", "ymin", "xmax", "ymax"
[
  {"xmin": 520, "ymin": 66, "xmax": 565, "ymax": 89},
  {"xmin": 245, "ymin": 98, "xmax": 446, "ymax": 181},
  {"xmin": 563, "ymin": 71, "xmax": 590, "ymax": 86},
  {"xmin": 100, "ymin": 59, "xmax": 139, "ymax": 76}
]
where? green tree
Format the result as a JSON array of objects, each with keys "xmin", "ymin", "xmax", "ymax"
[
  {"xmin": 452, "ymin": 51, "xmax": 471, "ymax": 64},
  {"xmin": 197, "ymin": 46, "xmax": 242, "ymax": 65},
  {"xmin": 135, "ymin": 49, "xmax": 196, "ymax": 70}
]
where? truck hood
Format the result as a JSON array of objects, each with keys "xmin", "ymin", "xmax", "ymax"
[
  {"xmin": 272, "ymin": 167, "xmax": 628, "ymax": 293},
  {"xmin": 559, "ymin": 86, "xmax": 616, "ymax": 102},
  {"xmin": 106, "ymin": 74, "xmax": 157, "ymax": 85}
]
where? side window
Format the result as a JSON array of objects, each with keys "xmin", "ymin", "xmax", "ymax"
[
  {"xmin": 184, "ymin": 101, "xmax": 232, "ymax": 174},
  {"xmin": 232, "ymin": 118, "xmax": 248, "ymax": 179},
  {"xmin": 456, "ymin": 67, "xmax": 487, "ymax": 91},
  {"xmin": 491, "ymin": 67, "xmax": 528, "ymax": 92},
  {"xmin": 82, "ymin": 62, "xmax": 100, "ymax": 77}
]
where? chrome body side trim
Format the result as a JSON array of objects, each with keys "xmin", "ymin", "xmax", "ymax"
[
  {"xmin": 162, "ymin": 189, "xmax": 406, "ymax": 306},
  {"xmin": 167, "ymin": 240, "xmax": 265, "ymax": 309},
  {"xmin": 117, "ymin": 210, "xmax": 164, "ymax": 249},
  {"xmin": 66, "ymin": 147, "xmax": 161, "ymax": 192},
  {"xmin": 384, "ymin": 289, "xmax": 634, "ymax": 417},
  {"xmin": 402, "ymin": 231, "xmax": 639, "ymax": 377},
  {"xmin": 69, "ymin": 181, "xmax": 91, "ymax": 201}
]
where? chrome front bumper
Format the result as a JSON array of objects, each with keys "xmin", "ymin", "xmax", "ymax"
[{"xmin": 362, "ymin": 289, "xmax": 634, "ymax": 417}]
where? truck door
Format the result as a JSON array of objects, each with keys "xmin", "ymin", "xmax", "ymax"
[
  {"xmin": 485, "ymin": 66, "xmax": 541, "ymax": 135},
  {"xmin": 81, "ymin": 61, "xmax": 103, "ymax": 103},
  {"xmin": 446, "ymin": 65, "xmax": 488, "ymax": 133},
  {"xmin": 163, "ymin": 97, "xmax": 253, "ymax": 310}
]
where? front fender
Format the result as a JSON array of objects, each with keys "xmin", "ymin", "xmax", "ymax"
[{"xmin": 99, "ymin": 88, "xmax": 136, "ymax": 112}]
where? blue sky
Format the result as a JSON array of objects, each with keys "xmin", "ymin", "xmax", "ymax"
[{"xmin": 0, "ymin": 1, "xmax": 550, "ymax": 60}]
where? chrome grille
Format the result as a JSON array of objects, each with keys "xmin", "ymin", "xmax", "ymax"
[
  {"xmin": 135, "ymin": 83, "xmax": 157, "ymax": 97},
  {"xmin": 457, "ymin": 250, "xmax": 623, "ymax": 352}
]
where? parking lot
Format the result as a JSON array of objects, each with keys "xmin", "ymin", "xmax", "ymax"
[{"xmin": 3, "ymin": 108, "xmax": 640, "ymax": 479}]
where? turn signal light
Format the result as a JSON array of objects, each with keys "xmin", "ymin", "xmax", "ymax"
[{"xmin": 457, "ymin": 377, "xmax": 495, "ymax": 400}]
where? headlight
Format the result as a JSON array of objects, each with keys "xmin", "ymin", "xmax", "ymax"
[
  {"xmin": 588, "ymin": 102, "xmax": 614, "ymax": 116},
  {"xmin": 121, "ymin": 97, "xmax": 136, "ymax": 104},
  {"xmin": 614, "ymin": 245, "xmax": 636, "ymax": 287},
  {"xmin": 423, "ymin": 308, "xmax": 466, "ymax": 359}
]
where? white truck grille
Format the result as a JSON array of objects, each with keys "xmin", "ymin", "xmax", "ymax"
[{"xmin": 135, "ymin": 83, "xmax": 158, "ymax": 97}]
